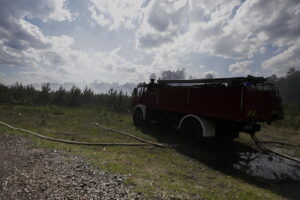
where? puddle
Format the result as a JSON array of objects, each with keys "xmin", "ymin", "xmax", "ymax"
[{"xmin": 234, "ymin": 152, "xmax": 300, "ymax": 181}]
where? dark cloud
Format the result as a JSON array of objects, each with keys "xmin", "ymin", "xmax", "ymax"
[
  {"xmin": 0, "ymin": 0, "xmax": 71, "ymax": 67},
  {"xmin": 209, "ymin": 0, "xmax": 300, "ymax": 58},
  {"xmin": 236, "ymin": 0, "xmax": 300, "ymax": 46},
  {"xmin": 1, "ymin": 28, "xmax": 49, "ymax": 51},
  {"xmin": 147, "ymin": 1, "xmax": 170, "ymax": 32},
  {"xmin": 259, "ymin": 1, "xmax": 300, "ymax": 46},
  {"xmin": 138, "ymin": 0, "xmax": 300, "ymax": 64},
  {"xmin": 0, "ymin": 0, "xmax": 56, "ymax": 51},
  {"xmin": 0, "ymin": 45, "xmax": 35, "ymax": 67}
]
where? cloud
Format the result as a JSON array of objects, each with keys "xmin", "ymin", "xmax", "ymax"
[
  {"xmin": 229, "ymin": 60, "xmax": 253, "ymax": 75},
  {"xmin": 137, "ymin": 0, "xmax": 189, "ymax": 48},
  {"xmin": 1, "ymin": 0, "xmax": 299, "ymax": 86},
  {"xmin": 11, "ymin": 42, "xmax": 149, "ymax": 85},
  {"xmin": 0, "ymin": 0, "xmax": 147, "ymax": 84},
  {"xmin": 0, "ymin": 0, "xmax": 74, "ymax": 68},
  {"xmin": 135, "ymin": 0, "xmax": 241, "ymax": 78},
  {"xmin": 137, "ymin": 0, "xmax": 300, "ymax": 60},
  {"xmin": 262, "ymin": 41, "xmax": 300, "ymax": 76},
  {"xmin": 136, "ymin": 0, "xmax": 238, "ymax": 50},
  {"xmin": 210, "ymin": 0, "xmax": 300, "ymax": 58},
  {"xmin": 193, "ymin": 0, "xmax": 299, "ymax": 59},
  {"xmin": 0, "ymin": 0, "xmax": 73, "ymax": 23},
  {"xmin": 46, "ymin": 0, "xmax": 75, "ymax": 22},
  {"xmin": 89, "ymin": 0, "xmax": 144, "ymax": 30}
]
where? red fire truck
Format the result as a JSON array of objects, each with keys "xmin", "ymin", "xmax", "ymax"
[{"xmin": 132, "ymin": 76, "xmax": 283, "ymax": 140}]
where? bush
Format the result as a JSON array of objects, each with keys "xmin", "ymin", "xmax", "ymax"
[{"xmin": 273, "ymin": 103, "xmax": 300, "ymax": 130}]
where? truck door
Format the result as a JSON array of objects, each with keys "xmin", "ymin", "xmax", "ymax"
[
  {"xmin": 147, "ymin": 86, "xmax": 156, "ymax": 107},
  {"xmin": 133, "ymin": 86, "xmax": 144, "ymax": 105},
  {"xmin": 142, "ymin": 86, "xmax": 148, "ymax": 104}
]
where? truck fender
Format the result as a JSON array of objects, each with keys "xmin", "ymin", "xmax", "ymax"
[
  {"xmin": 178, "ymin": 114, "xmax": 215, "ymax": 137},
  {"xmin": 133, "ymin": 104, "xmax": 146, "ymax": 120}
]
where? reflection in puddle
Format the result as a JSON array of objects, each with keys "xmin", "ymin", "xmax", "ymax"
[{"xmin": 234, "ymin": 152, "xmax": 300, "ymax": 181}]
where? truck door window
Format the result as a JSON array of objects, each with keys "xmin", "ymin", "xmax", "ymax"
[
  {"xmin": 137, "ymin": 87, "xmax": 143, "ymax": 97},
  {"xmin": 143, "ymin": 87, "xmax": 147, "ymax": 96}
]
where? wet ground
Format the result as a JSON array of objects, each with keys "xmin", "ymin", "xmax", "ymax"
[
  {"xmin": 234, "ymin": 151, "xmax": 300, "ymax": 181},
  {"xmin": 141, "ymin": 123, "xmax": 300, "ymax": 183}
]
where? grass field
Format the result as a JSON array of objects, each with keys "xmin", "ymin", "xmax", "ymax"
[{"xmin": 0, "ymin": 105, "xmax": 299, "ymax": 200}]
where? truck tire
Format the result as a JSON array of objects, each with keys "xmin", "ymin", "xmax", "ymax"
[
  {"xmin": 133, "ymin": 109, "xmax": 144, "ymax": 126},
  {"xmin": 180, "ymin": 118, "xmax": 203, "ymax": 144}
]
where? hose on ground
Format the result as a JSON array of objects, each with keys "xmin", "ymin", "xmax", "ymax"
[
  {"xmin": 250, "ymin": 133, "xmax": 300, "ymax": 163},
  {"xmin": 95, "ymin": 122, "xmax": 177, "ymax": 148},
  {"xmin": 259, "ymin": 141, "xmax": 300, "ymax": 148},
  {"xmin": 0, "ymin": 121, "xmax": 173, "ymax": 147},
  {"xmin": 2, "ymin": 120, "xmax": 299, "ymax": 161}
]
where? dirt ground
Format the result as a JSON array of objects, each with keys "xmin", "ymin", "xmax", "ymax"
[{"xmin": 0, "ymin": 132, "xmax": 142, "ymax": 200}]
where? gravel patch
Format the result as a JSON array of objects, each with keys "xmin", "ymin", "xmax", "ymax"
[{"xmin": 0, "ymin": 133, "xmax": 143, "ymax": 200}]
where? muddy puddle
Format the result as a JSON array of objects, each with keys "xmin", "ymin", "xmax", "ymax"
[{"xmin": 234, "ymin": 151, "xmax": 300, "ymax": 181}]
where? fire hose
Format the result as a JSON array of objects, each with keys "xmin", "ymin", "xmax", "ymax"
[
  {"xmin": 0, "ymin": 121, "xmax": 299, "ymax": 163},
  {"xmin": 250, "ymin": 133, "xmax": 300, "ymax": 163},
  {"xmin": 0, "ymin": 121, "xmax": 175, "ymax": 148}
]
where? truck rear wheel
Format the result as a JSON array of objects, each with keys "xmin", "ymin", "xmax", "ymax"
[
  {"xmin": 133, "ymin": 109, "xmax": 144, "ymax": 126},
  {"xmin": 180, "ymin": 118, "xmax": 203, "ymax": 144}
]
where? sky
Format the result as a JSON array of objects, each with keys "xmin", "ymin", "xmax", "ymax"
[{"xmin": 0, "ymin": 0, "xmax": 299, "ymax": 90}]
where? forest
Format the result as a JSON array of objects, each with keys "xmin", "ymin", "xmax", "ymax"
[{"xmin": 0, "ymin": 84, "xmax": 132, "ymax": 112}]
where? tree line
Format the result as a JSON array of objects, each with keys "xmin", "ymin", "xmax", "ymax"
[
  {"xmin": 0, "ymin": 83, "xmax": 132, "ymax": 112},
  {"xmin": 268, "ymin": 68, "xmax": 300, "ymax": 104},
  {"xmin": 267, "ymin": 68, "xmax": 300, "ymax": 129}
]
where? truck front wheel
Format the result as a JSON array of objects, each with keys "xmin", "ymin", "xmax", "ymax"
[
  {"xmin": 180, "ymin": 118, "xmax": 203, "ymax": 144},
  {"xmin": 133, "ymin": 109, "xmax": 144, "ymax": 126}
]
